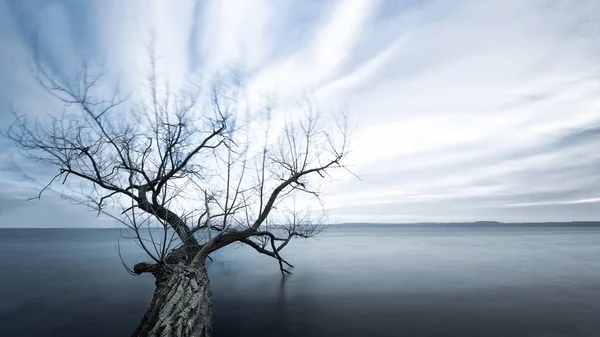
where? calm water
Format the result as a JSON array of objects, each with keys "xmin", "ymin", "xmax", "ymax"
[{"xmin": 1, "ymin": 224, "xmax": 600, "ymax": 337}]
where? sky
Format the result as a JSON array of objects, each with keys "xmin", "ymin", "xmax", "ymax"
[{"xmin": 1, "ymin": 0, "xmax": 600, "ymax": 227}]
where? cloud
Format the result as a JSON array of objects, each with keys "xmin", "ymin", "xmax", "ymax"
[
  {"xmin": 245, "ymin": 0, "xmax": 377, "ymax": 103},
  {"xmin": 1, "ymin": 0, "xmax": 600, "ymax": 226},
  {"xmin": 199, "ymin": 0, "xmax": 274, "ymax": 74}
]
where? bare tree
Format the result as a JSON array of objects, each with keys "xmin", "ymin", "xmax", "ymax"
[{"xmin": 4, "ymin": 59, "xmax": 350, "ymax": 336}]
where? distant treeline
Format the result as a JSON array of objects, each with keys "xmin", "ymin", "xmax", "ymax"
[{"xmin": 335, "ymin": 221, "xmax": 600, "ymax": 226}]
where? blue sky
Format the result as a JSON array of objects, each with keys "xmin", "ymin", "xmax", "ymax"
[{"xmin": 1, "ymin": 0, "xmax": 600, "ymax": 227}]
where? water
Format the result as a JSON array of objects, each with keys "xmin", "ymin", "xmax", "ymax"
[{"xmin": 1, "ymin": 224, "xmax": 600, "ymax": 336}]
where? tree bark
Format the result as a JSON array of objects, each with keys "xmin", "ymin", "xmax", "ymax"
[{"xmin": 132, "ymin": 263, "xmax": 213, "ymax": 337}]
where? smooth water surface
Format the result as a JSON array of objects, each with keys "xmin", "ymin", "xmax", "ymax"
[{"xmin": 1, "ymin": 224, "xmax": 600, "ymax": 336}]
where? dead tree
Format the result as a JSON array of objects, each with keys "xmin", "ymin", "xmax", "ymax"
[{"xmin": 4, "ymin": 61, "xmax": 350, "ymax": 336}]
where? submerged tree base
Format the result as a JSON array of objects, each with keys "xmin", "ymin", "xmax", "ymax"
[{"xmin": 132, "ymin": 263, "xmax": 213, "ymax": 337}]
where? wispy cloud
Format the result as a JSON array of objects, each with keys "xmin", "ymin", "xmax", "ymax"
[
  {"xmin": 200, "ymin": 0, "xmax": 274, "ymax": 73},
  {"xmin": 246, "ymin": 0, "xmax": 377, "ymax": 102},
  {"xmin": 1, "ymin": 0, "xmax": 600, "ymax": 226}
]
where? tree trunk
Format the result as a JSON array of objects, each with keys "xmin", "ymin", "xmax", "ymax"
[{"xmin": 132, "ymin": 263, "xmax": 213, "ymax": 337}]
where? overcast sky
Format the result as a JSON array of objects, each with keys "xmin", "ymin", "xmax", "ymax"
[{"xmin": 1, "ymin": 0, "xmax": 600, "ymax": 227}]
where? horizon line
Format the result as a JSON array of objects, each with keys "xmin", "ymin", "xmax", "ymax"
[{"xmin": 3, "ymin": 220, "xmax": 600, "ymax": 229}]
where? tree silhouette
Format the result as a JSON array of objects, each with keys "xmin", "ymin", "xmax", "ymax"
[{"xmin": 5, "ymin": 58, "xmax": 350, "ymax": 336}]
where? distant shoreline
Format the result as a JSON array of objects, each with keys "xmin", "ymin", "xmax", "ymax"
[
  {"xmin": 333, "ymin": 221, "xmax": 600, "ymax": 227},
  {"xmin": 336, "ymin": 221, "xmax": 600, "ymax": 224}
]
